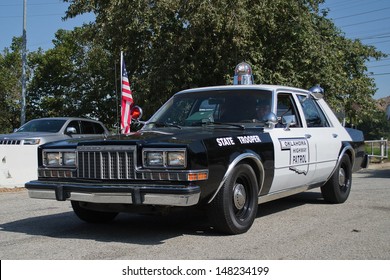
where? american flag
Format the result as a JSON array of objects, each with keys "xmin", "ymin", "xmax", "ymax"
[{"xmin": 120, "ymin": 52, "xmax": 133, "ymax": 134}]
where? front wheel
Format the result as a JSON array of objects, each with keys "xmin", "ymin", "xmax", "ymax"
[
  {"xmin": 321, "ymin": 154, "xmax": 352, "ymax": 204},
  {"xmin": 71, "ymin": 201, "xmax": 118, "ymax": 223},
  {"xmin": 209, "ymin": 163, "xmax": 259, "ymax": 234}
]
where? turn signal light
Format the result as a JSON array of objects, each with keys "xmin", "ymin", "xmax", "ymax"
[{"xmin": 187, "ymin": 172, "xmax": 208, "ymax": 181}]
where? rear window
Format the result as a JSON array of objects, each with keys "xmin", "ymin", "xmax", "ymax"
[{"xmin": 81, "ymin": 121, "xmax": 105, "ymax": 134}]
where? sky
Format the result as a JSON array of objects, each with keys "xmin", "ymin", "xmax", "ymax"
[
  {"xmin": 321, "ymin": 0, "xmax": 390, "ymax": 99},
  {"xmin": 0, "ymin": 0, "xmax": 94, "ymax": 50},
  {"xmin": 0, "ymin": 0, "xmax": 389, "ymax": 99}
]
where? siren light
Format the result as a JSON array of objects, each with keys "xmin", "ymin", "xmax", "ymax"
[{"xmin": 233, "ymin": 62, "xmax": 254, "ymax": 85}]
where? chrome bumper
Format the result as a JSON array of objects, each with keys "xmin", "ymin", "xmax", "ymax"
[{"xmin": 26, "ymin": 181, "xmax": 201, "ymax": 207}]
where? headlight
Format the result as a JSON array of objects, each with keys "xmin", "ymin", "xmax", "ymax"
[
  {"xmin": 43, "ymin": 151, "xmax": 76, "ymax": 167},
  {"xmin": 63, "ymin": 152, "xmax": 76, "ymax": 166},
  {"xmin": 143, "ymin": 149, "xmax": 186, "ymax": 168},
  {"xmin": 45, "ymin": 152, "xmax": 61, "ymax": 166},
  {"xmin": 167, "ymin": 151, "xmax": 186, "ymax": 167},
  {"xmin": 144, "ymin": 151, "xmax": 164, "ymax": 167},
  {"xmin": 24, "ymin": 139, "xmax": 40, "ymax": 145}
]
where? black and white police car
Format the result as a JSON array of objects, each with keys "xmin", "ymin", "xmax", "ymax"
[{"xmin": 25, "ymin": 63, "xmax": 368, "ymax": 234}]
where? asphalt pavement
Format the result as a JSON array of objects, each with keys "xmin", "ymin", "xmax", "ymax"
[{"xmin": 0, "ymin": 165, "xmax": 389, "ymax": 260}]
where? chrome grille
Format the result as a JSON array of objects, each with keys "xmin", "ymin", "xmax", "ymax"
[
  {"xmin": 77, "ymin": 146, "xmax": 136, "ymax": 180},
  {"xmin": 0, "ymin": 140, "xmax": 21, "ymax": 145}
]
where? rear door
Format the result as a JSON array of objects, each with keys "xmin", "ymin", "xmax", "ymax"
[{"xmin": 296, "ymin": 94, "xmax": 341, "ymax": 183}]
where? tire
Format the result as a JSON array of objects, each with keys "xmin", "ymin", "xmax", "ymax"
[
  {"xmin": 209, "ymin": 163, "xmax": 259, "ymax": 234},
  {"xmin": 71, "ymin": 201, "xmax": 118, "ymax": 223},
  {"xmin": 321, "ymin": 154, "xmax": 352, "ymax": 204}
]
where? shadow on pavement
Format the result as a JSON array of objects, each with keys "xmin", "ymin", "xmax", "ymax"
[
  {"xmin": 357, "ymin": 167, "xmax": 390, "ymax": 179},
  {"xmin": 0, "ymin": 189, "xmax": 328, "ymax": 243}
]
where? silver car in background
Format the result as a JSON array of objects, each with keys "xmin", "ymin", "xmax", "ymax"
[{"xmin": 0, "ymin": 117, "xmax": 109, "ymax": 145}]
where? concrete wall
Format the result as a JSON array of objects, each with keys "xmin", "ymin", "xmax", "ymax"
[{"xmin": 0, "ymin": 146, "xmax": 38, "ymax": 188}]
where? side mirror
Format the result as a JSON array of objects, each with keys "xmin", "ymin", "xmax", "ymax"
[
  {"xmin": 66, "ymin": 127, "xmax": 77, "ymax": 135},
  {"xmin": 263, "ymin": 112, "xmax": 278, "ymax": 128}
]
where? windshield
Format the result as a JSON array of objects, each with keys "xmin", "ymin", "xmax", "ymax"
[
  {"xmin": 147, "ymin": 89, "xmax": 273, "ymax": 127},
  {"xmin": 16, "ymin": 119, "xmax": 67, "ymax": 133}
]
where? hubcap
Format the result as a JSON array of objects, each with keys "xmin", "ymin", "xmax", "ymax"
[
  {"xmin": 233, "ymin": 183, "xmax": 246, "ymax": 210},
  {"xmin": 339, "ymin": 168, "xmax": 346, "ymax": 186}
]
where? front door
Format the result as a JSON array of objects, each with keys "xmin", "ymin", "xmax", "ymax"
[{"xmin": 268, "ymin": 92, "xmax": 316, "ymax": 193}]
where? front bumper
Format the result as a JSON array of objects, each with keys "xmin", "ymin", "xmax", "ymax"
[{"xmin": 25, "ymin": 181, "xmax": 201, "ymax": 207}]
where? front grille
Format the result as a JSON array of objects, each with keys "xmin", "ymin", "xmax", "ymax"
[
  {"xmin": 77, "ymin": 146, "xmax": 136, "ymax": 180},
  {"xmin": 0, "ymin": 140, "xmax": 21, "ymax": 145},
  {"xmin": 38, "ymin": 145, "xmax": 206, "ymax": 182}
]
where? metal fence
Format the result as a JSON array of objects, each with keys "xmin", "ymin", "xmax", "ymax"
[{"xmin": 365, "ymin": 138, "xmax": 388, "ymax": 162}]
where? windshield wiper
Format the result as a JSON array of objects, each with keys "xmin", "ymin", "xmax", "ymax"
[
  {"xmin": 146, "ymin": 122, "xmax": 182, "ymax": 129},
  {"xmin": 205, "ymin": 121, "xmax": 245, "ymax": 130}
]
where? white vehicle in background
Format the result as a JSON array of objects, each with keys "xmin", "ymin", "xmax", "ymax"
[{"xmin": 0, "ymin": 117, "xmax": 109, "ymax": 145}]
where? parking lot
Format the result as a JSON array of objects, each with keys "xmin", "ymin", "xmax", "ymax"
[{"xmin": 0, "ymin": 165, "xmax": 389, "ymax": 260}]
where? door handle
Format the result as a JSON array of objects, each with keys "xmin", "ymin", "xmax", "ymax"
[
  {"xmin": 332, "ymin": 133, "xmax": 338, "ymax": 138},
  {"xmin": 305, "ymin": 134, "xmax": 312, "ymax": 139}
]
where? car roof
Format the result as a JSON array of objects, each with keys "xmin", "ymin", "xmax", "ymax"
[
  {"xmin": 27, "ymin": 117, "xmax": 103, "ymax": 123},
  {"xmin": 176, "ymin": 84, "xmax": 310, "ymax": 95}
]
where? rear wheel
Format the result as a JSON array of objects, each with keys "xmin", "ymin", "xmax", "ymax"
[
  {"xmin": 71, "ymin": 201, "xmax": 118, "ymax": 223},
  {"xmin": 321, "ymin": 154, "xmax": 352, "ymax": 203},
  {"xmin": 209, "ymin": 163, "xmax": 258, "ymax": 234}
]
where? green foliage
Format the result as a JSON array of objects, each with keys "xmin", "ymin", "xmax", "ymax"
[
  {"xmin": 1, "ymin": 0, "xmax": 386, "ymax": 134},
  {"xmin": 359, "ymin": 110, "xmax": 390, "ymax": 140},
  {"xmin": 0, "ymin": 38, "xmax": 24, "ymax": 133},
  {"xmin": 27, "ymin": 26, "xmax": 119, "ymax": 129},
  {"xmin": 63, "ymin": 0, "xmax": 385, "ymax": 120}
]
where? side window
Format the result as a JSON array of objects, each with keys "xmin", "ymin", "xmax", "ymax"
[
  {"xmin": 276, "ymin": 93, "xmax": 301, "ymax": 127},
  {"xmin": 298, "ymin": 95, "xmax": 330, "ymax": 127},
  {"xmin": 66, "ymin": 121, "xmax": 80, "ymax": 134},
  {"xmin": 80, "ymin": 121, "xmax": 96, "ymax": 134},
  {"xmin": 93, "ymin": 123, "xmax": 105, "ymax": 134}
]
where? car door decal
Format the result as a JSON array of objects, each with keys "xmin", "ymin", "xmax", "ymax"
[{"xmin": 279, "ymin": 138, "xmax": 310, "ymax": 175}]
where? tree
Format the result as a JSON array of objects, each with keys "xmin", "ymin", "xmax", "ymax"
[
  {"xmin": 63, "ymin": 0, "xmax": 385, "ymax": 121},
  {"xmin": 27, "ymin": 26, "xmax": 119, "ymax": 130},
  {"xmin": 0, "ymin": 38, "xmax": 25, "ymax": 133},
  {"xmin": 359, "ymin": 110, "xmax": 390, "ymax": 140}
]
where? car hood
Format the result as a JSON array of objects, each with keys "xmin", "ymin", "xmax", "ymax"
[
  {"xmin": 0, "ymin": 132, "xmax": 58, "ymax": 140},
  {"xmin": 40, "ymin": 127, "xmax": 265, "ymax": 148}
]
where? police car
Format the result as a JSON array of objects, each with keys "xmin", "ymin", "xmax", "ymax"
[{"xmin": 25, "ymin": 63, "xmax": 368, "ymax": 234}]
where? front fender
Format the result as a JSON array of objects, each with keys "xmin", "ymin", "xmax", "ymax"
[{"xmin": 207, "ymin": 152, "xmax": 265, "ymax": 203}]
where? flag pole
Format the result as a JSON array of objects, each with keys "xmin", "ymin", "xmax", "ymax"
[
  {"xmin": 114, "ymin": 58, "xmax": 119, "ymax": 135},
  {"xmin": 119, "ymin": 51, "xmax": 123, "ymax": 135},
  {"xmin": 120, "ymin": 51, "xmax": 123, "ymax": 85}
]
